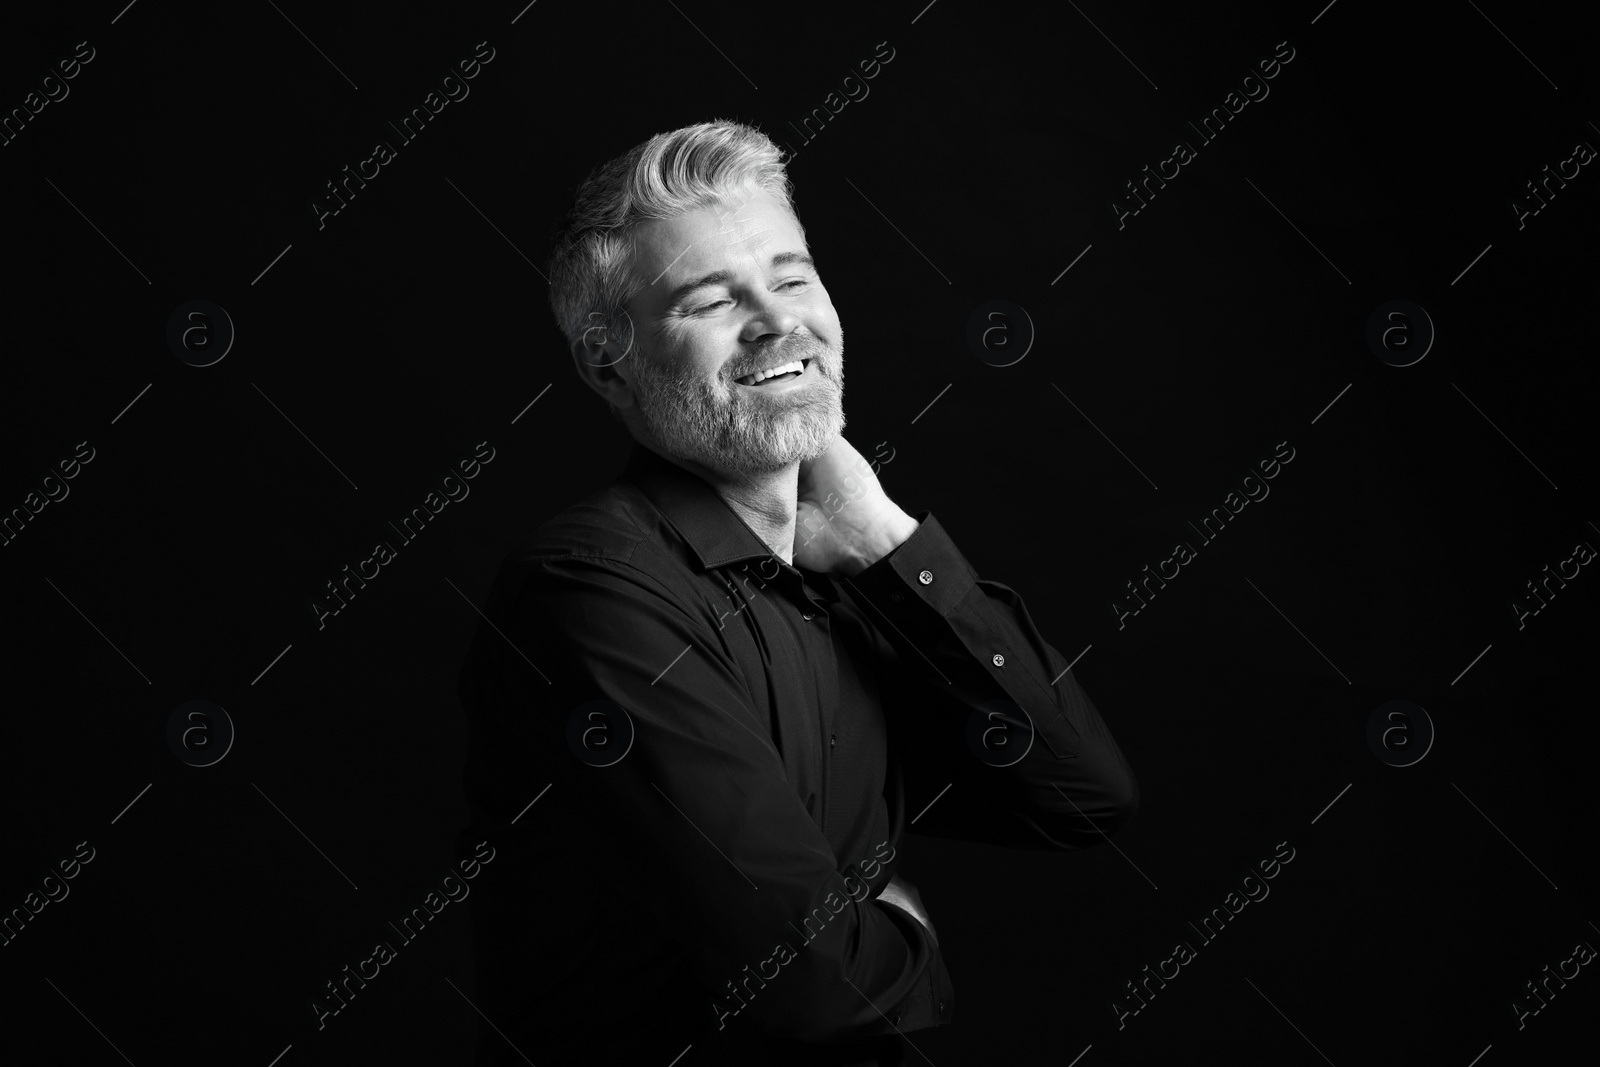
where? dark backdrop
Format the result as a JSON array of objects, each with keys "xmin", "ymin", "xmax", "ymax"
[{"xmin": 2, "ymin": 1, "xmax": 1596, "ymax": 1064}]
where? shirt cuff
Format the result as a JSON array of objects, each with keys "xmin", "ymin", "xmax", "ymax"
[{"xmin": 848, "ymin": 512, "xmax": 977, "ymax": 619}]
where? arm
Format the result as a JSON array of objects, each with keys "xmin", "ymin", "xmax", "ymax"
[
  {"xmin": 505, "ymin": 548, "xmax": 948, "ymax": 1041},
  {"xmin": 794, "ymin": 435, "xmax": 1139, "ymax": 851},
  {"xmin": 842, "ymin": 513, "xmax": 1141, "ymax": 849}
]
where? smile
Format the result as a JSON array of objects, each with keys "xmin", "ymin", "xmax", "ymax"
[{"xmin": 735, "ymin": 357, "xmax": 812, "ymax": 389}]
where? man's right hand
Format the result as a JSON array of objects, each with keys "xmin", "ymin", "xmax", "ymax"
[{"xmin": 876, "ymin": 872, "xmax": 938, "ymax": 945}]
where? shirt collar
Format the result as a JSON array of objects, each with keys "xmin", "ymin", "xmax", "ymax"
[{"xmin": 621, "ymin": 440, "xmax": 787, "ymax": 573}]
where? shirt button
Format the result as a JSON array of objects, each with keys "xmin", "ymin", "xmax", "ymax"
[
  {"xmin": 991, "ymin": 653, "xmax": 1005, "ymax": 667},
  {"xmin": 918, "ymin": 569, "xmax": 934, "ymax": 585},
  {"xmin": 801, "ymin": 612, "xmax": 813, "ymax": 621},
  {"xmin": 830, "ymin": 733, "xmax": 836, "ymax": 748}
]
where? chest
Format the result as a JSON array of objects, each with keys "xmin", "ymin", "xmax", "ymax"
[{"xmin": 705, "ymin": 567, "xmax": 891, "ymax": 845}]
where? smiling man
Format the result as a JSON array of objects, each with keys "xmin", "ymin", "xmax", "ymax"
[{"xmin": 455, "ymin": 120, "xmax": 1139, "ymax": 1067}]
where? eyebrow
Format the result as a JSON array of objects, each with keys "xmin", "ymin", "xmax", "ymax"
[{"xmin": 662, "ymin": 251, "xmax": 817, "ymax": 310}]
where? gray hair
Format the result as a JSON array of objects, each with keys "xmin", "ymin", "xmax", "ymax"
[{"xmin": 545, "ymin": 120, "xmax": 803, "ymax": 375}]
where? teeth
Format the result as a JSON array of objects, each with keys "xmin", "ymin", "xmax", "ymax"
[{"xmin": 738, "ymin": 359, "xmax": 805, "ymax": 385}]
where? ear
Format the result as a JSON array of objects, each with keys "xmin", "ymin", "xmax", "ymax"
[{"xmin": 570, "ymin": 316, "xmax": 637, "ymax": 411}]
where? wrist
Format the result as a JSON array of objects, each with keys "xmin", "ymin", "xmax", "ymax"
[{"xmin": 844, "ymin": 509, "xmax": 919, "ymax": 576}]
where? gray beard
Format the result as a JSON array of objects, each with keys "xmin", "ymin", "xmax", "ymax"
[{"xmin": 628, "ymin": 330, "xmax": 846, "ymax": 477}]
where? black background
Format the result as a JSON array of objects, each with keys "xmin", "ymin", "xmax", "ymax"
[{"xmin": 2, "ymin": 1, "xmax": 1596, "ymax": 1064}]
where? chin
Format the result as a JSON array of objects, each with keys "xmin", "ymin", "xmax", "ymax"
[
  {"xmin": 721, "ymin": 405, "xmax": 843, "ymax": 475},
  {"xmin": 798, "ymin": 403, "xmax": 846, "ymax": 459},
  {"xmin": 634, "ymin": 354, "xmax": 845, "ymax": 476}
]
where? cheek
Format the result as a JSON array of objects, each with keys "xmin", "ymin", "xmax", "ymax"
[
  {"xmin": 806, "ymin": 284, "xmax": 837, "ymax": 312},
  {"xmin": 795, "ymin": 291, "xmax": 839, "ymax": 336},
  {"xmin": 816, "ymin": 294, "xmax": 842, "ymax": 332},
  {"xmin": 671, "ymin": 330, "xmax": 737, "ymax": 380},
  {"xmin": 646, "ymin": 334, "xmax": 729, "ymax": 391}
]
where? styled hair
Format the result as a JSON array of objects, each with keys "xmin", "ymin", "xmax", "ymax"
[{"xmin": 545, "ymin": 120, "xmax": 803, "ymax": 366}]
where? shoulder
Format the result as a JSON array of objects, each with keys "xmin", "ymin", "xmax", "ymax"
[{"xmin": 493, "ymin": 478, "xmax": 694, "ymax": 609}]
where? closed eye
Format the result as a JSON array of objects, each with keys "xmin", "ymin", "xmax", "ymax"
[{"xmin": 691, "ymin": 278, "xmax": 811, "ymax": 315}]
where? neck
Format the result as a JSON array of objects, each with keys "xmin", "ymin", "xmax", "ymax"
[{"xmin": 640, "ymin": 440, "xmax": 799, "ymax": 564}]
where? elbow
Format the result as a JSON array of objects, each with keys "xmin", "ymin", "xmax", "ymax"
[
  {"xmin": 1026, "ymin": 763, "xmax": 1140, "ymax": 850},
  {"xmin": 1077, "ymin": 747, "xmax": 1140, "ymax": 841},
  {"xmin": 1103, "ymin": 763, "xmax": 1140, "ymax": 838}
]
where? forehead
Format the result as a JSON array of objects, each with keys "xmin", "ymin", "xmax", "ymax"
[{"xmin": 628, "ymin": 189, "xmax": 804, "ymax": 291}]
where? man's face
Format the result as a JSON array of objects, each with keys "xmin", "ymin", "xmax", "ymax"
[{"xmin": 618, "ymin": 188, "xmax": 845, "ymax": 477}]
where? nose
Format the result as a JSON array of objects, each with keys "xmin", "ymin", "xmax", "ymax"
[{"xmin": 738, "ymin": 286, "xmax": 803, "ymax": 346}]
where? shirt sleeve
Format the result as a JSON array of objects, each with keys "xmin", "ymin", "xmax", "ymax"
[
  {"xmin": 840, "ymin": 512, "xmax": 1140, "ymax": 850},
  {"xmin": 502, "ymin": 546, "xmax": 953, "ymax": 1042}
]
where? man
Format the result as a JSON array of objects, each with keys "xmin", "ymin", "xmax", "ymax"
[{"xmin": 456, "ymin": 120, "xmax": 1138, "ymax": 1066}]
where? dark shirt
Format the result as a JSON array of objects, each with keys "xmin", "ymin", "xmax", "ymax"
[{"xmin": 456, "ymin": 440, "xmax": 1138, "ymax": 1065}]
